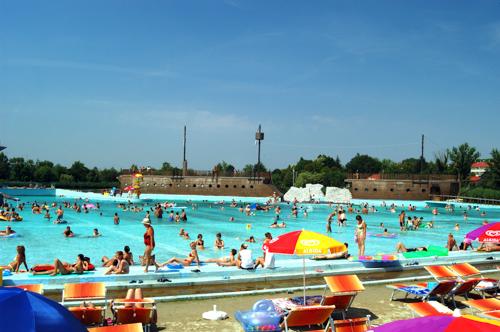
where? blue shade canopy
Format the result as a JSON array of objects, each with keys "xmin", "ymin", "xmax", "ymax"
[{"xmin": 0, "ymin": 287, "xmax": 87, "ymax": 332}]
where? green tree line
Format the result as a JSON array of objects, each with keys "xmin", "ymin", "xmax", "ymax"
[
  {"xmin": 0, "ymin": 154, "xmax": 120, "ymax": 188},
  {"xmin": 1, "ymin": 143, "xmax": 499, "ymax": 198}
]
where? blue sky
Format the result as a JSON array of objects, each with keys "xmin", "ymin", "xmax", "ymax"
[{"xmin": 1, "ymin": 0, "xmax": 499, "ymax": 170}]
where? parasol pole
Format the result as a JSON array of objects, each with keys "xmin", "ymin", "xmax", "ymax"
[{"xmin": 303, "ymin": 256, "xmax": 306, "ymax": 304}]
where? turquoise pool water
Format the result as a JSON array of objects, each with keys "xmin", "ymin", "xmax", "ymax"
[{"xmin": 1, "ymin": 195, "xmax": 499, "ymax": 267}]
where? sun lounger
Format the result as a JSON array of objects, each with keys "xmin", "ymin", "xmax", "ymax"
[
  {"xmin": 322, "ymin": 275, "xmax": 365, "ymax": 319},
  {"xmin": 282, "ymin": 305, "xmax": 335, "ymax": 332},
  {"xmin": 448, "ymin": 263, "xmax": 499, "ymax": 298},
  {"xmin": 6, "ymin": 284, "xmax": 43, "ymax": 294},
  {"xmin": 112, "ymin": 298, "xmax": 156, "ymax": 332},
  {"xmin": 387, "ymin": 280, "xmax": 457, "ymax": 302},
  {"xmin": 331, "ymin": 317, "xmax": 370, "ymax": 332},
  {"xmin": 62, "ymin": 282, "xmax": 107, "ymax": 326},
  {"xmin": 88, "ymin": 323, "xmax": 143, "ymax": 332},
  {"xmin": 481, "ymin": 310, "xmax": 500, "ymax": 320},
  {"xmin": 446, "ymin": 278, "xmax": 481, "ymax": 307},
  {"xmin": 426, "ymin": 264, "xmax": 498, "ymax": 299},
  {"xmin": 464, "ymin": 298, "xmax": 500, "ymax": 312},
  {"xmin": 424, "ymin": 265, "xmax": 458, "ymax": 280},
  {"xmin": 289, "ymin": 275, "xmax": 365, "ymax": 319},
  {"xmin": 406, "ymin": 301, "xmax": 453, "ymax": 317}
]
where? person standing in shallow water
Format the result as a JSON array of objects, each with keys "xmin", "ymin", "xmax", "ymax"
[
  {"xmin": 114, "ymin": 213, "xmax": 120, "ymax": 225},
  {"xmin": 355, "ymin": 215, "xmax": 367, "ymax": 256}
]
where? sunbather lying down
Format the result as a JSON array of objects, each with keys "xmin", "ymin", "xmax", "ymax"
[
  {"xmin": 478, "ymin": 242, "xmax": 500, "ymax": 252},
  {"xmin": 395, "ymin": 242, "xmax": 427, "ymax": 253},
  {"xmin": 32, "ymin": 254, "xmax": 87, "ymax": 276},
  {"xmin": 311, "ymin": 243, "xmax": 349, "ymax": 260}
]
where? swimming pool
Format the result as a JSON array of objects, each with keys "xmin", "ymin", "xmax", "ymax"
[{"xmin": 1, "ymin": 194, "xmax": 499, "ymax": 267}]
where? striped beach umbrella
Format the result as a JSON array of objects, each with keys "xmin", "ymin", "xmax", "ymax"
[
  {"xmin": 466, "ymin": 222, "xmax": 500, "ymax": 243},
  {"xmin": 266, "ymin": 230, "xmax": 346, "ymax": 302},
  {"xmin": 373, "ymin": 314, "xmax": 500, "ymax": 332}
]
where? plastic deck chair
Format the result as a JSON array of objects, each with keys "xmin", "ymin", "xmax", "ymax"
[
  {"xmin": 387, "ymin": 280, "xmax": 457, "ymax": 303},
  {"xmin": 448, "ymin": 263, "xmax": 482, "ymax": 278},
  {"xmin": 88, "ymin": 323, "xmax": 143, "ymax": 332},
  {"xmin": 323, "ymin": 275, "xmax": 365, "ymax": 319},
  {"xmin": 112, "ymin": 299, "xmax": 156, "ymax": 332},
  {"xmin": 448, "ymin": 263, "xmax": 499, "ymax": 298},
  {"xmin": 446, "ymin": 279, "xmax": 481, "ymax": 308},
  {"xmin": 62, "ymin": 282, "xmax": 107, "ymax": 326},
  {"xmin": 481, "ymin": 310, "xmax": 500, "ymax": 320},
  {"xmin": 424, "ymin": 265, "xmax": 458, "ymax": 280},
  {"xmin": 331, "ymin": 317, "xmax": 371, "ymax": 332},
  {"xmin": 464, "ymin": 298, "xmax": 500, "ymax": 313},
  {"xmin": 407, "ymin": 301, "xmax": 453, "ymax": 317},
  {"xmin": 282, "ymin": 305, "xmax": 335, "ymax": 332},
  {"xmin": 6, "ymin": 284, "xmax": 43, "ymax": 294}
]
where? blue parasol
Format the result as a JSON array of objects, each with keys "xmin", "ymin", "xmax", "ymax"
[{"xmin": 0, "ymin": 287, "xmax": 87, "ymax": 332}]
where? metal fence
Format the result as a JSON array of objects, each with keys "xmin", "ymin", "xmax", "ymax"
[{"xmin": 430, "ymin": 194, "xmax": 500, "ymax": 206}]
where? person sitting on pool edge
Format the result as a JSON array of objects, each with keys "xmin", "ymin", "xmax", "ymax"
[
  {"xmin": 311, "ymin": 243, "xmax": 350, "ymax": 260},
  {"xmin": 1, "ymin": 245, "xmax": 28, "ymax": 272},
  {"xmin": 105, "ymin": 251, "xmax": 129, "ymax": 275},
  {"xmin": 237, "ymin": 243, "xmax": 264, "ymax": 270},
  {"xmin": 395, "ymin": 242, "xmax": 427, "ymax": 253}
]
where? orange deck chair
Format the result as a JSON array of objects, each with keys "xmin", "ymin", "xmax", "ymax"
[
  {"xmin": 322, "ymin": 275, "xmax": 365, "ymax": 319},
  {"xmin": 331, "ymin": 317, "xmax": 371, "ymax": 332},
  {"xmin": 6, "ymin": 284, "xmax": 44, "ymax": 294},
  {"xmin": 62, "ymin": 282, "xmax": 107, "ymax": 327},
  {"xmin": 448, "ymin": 263, "xmax": 499, "ymax": 297},
  {"xmin": 112, "ymin": 298, "xmax": 156, "ymax": 332},
  {"xmin": 446, "ymin": 278, "xmax": 481, "ymax": 307},
  {"xmin": 406, "ymin": 301, "xmax": 453, "ymax": 317},
  {"xmin": 88, "ymin": 323, "xmax": 143, "ymax": 332},
  {"xmin": 481, "ymin": 310, "xmax": 500, "ymax": 320},
  {"xmin": 424, "ymin": 265, "xmax": 458, "ymax": 280},
  {"xmin": 464, "ymin": 298, "xmax": 500, "ymax": 312},
  {"xmin": 282, "ymin": 305, "xmax": 335, "ymax": 332}
]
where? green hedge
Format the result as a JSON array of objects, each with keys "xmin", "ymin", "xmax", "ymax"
[{"xmin": 460, "ymin": 187, "xmax": 500, "ymax": 200}]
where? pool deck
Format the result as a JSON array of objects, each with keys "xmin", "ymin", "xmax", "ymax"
[{"xmin": 3, "ymin": 251, "xmax": 499, "ymax": 300}]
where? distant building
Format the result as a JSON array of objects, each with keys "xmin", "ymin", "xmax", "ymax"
[{"xmin": 470, "ymin": 161, "xmax": 490, "ymax": 183}]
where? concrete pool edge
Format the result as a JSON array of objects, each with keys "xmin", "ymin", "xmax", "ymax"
[{"xmin": 4, "ymin": 252, "xmax": 499, "ymax": 299}]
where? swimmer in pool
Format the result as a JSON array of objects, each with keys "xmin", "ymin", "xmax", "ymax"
[
  {"xmin": 214, "ymin": 232, "xmax": 225, "ymax": 249},
  {"xmin": 63, "ymin": 226, "xmax": 74, "ymax": 237},
  {"xmin": 246, "ymin": 236, "xmax": 256, "ymax": 243}
]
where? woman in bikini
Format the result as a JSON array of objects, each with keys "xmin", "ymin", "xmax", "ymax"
[
  {"xmin": 1, "ymin": 245, "xmax": 28, "ymax": 272},
  {"xmin": 158, "ymin": 241, "xmax": 200, "ymax": 268},
  {"xmin": 33, "ymin": 254, "xmax": 85, "ymax": 276},
  {"xmin": 355, "ymin": 215, "xmax": 367, "ymax": 256}
]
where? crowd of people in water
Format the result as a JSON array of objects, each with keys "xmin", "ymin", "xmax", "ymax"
[{"xmin": 1, "ymin": 195, "xmax": 499, "ymax": 276}]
